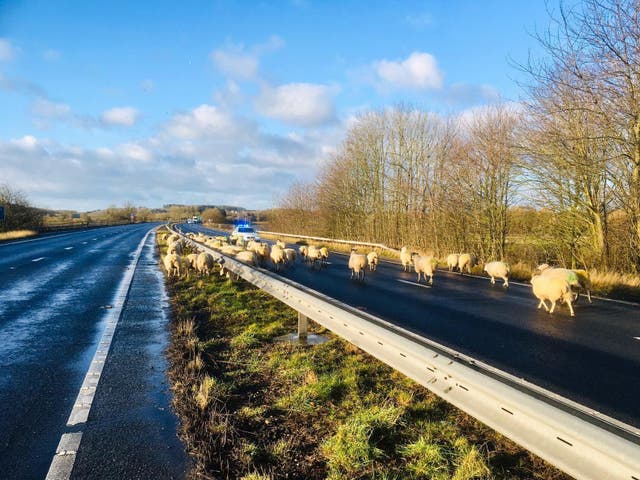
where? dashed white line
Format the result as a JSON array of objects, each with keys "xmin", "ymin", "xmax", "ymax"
[
  {"xmin": 397, "ymin": 278, "xmax": 432, "ymax": 289},
  {"xmin": 634, "ymin": 337, "xmax": 640, "ymax": 341},
  {"xmin": 32, "ymin": 257, "xmax": 46, "ymax": 262},
  {"xmin": 45, "ymin": 228, "xmax": 154, "ymax": 480},
  {"xmin": 64, "ymin": 247, "xmax": 74, "ymax": 250}
]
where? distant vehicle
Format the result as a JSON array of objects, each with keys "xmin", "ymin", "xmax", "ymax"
[{"xmin": 230, "ymin": 225, "xmax": 260, "ymax": 242}]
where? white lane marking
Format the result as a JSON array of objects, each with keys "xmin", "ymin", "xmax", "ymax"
[
  {"xmin": 634, "ymin": 337, "xmax": 640, "ymax": 341},
  {"xmin": 46, "ymin": 433, "xmax": 83, "ymax": 479},
  {"xmin": 397, "ymin": 278, "xmax": 432, "ymax": 289},
  {"xmin": 92, "ymin": 238, "xmax": 97, "ymax": 241},
  {"xmin": 64, "ymin": 247, "xmax": 74, "ymax": 250},
  {"xmin": 46, "ymin": 228, "xmax": 153, "ymax": 480},
  {"xmin": 32, "ymin": 257, "xmax": 46, "ymax": 262},
  {"xmin": 82, "ymin": 242, "xmax": 88, "ymax": 245},
  {"xmin": 10, "ymin": 266, "xmax": 15, "ymax": 270}
]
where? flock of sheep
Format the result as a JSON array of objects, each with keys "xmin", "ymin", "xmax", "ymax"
[{"xmin": 160, "ymin": 229, "xmax": 592, "ymax": 318}]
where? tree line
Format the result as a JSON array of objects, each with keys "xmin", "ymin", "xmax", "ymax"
[{"xmin": 267, "ymin": 0, "xmax": 640, "ymax": 274}]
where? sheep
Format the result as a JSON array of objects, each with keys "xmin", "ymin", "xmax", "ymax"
[
  {"xmin": 220, "ymin": 245, "xmax": 244, "ymax": 256},
  {"xmin": 531, "ymin": 274, "xmax": 575, "ymax": 316},
  {"xmin": 319, "ymin": 247, "xmax": 329, "ymax": 268},
  {"xmin": 348, "ymin": 249, "xmax": 368, "ymax": 281},
  {"xmin": 447, "ymin": 254, "xmax": 459, "ymax": 272},
  {"xmin": 219, "ymin": 265, "xmax": 239, "ymax": 282},
  {"xmin": 367, "ymin": 251, "xmax": 379, "ymax": 271},
  {"xmin": 255, "ymin": 242, "xmax": 271, "ymax": 267},
  {"xmin": 185, "ymin": 253, "xmax": 198, "ymax": 273},
  {"xmin": 283, "ymin": 248, "xmax": 297, "ymax": 267},
  {"xmin": 537, "ymin": 264, "xmax": 592, "ymax": 303},
  {"xmin": 307, "ymin": 246, "xmax": 323, "ymax": 269},
  {"xmin": 412, "ymin": 253, "xmax": 435, "ymax": 285},
  {"xmin": 458, "ymin": 253, "xmax": 477, "ymax": 274},
  {"xmin": 484, "ymin": 261, "xmax": 510, "ymax": 287},
  {"xmin": 270, "ymin": 244, "xmax": 287, "ymax": 271},
  {"xmin": 400, "ymin": 247, "xmax": 413, "ymax": 272},
  {"xmin": 196, "ymin": 252, "xmax": 214, "ymax": 276},
  {"xmin": 163, "ymin": 253, "xmax": 182, "ymax": 278},
  {"xmin": 276, "ymin": 239, "xmax": 287, "ymax": 249},
  {"xmin": 299, "ymin": 245, "xmax": 309, "ymax": 263},
  {"xmin": 246, "ymin": 240, "xmax": 259, "ymax": 252},
  {"xmin": 236, "ymin": 249, "xmax": 258, "ymax": 266},
  {"xmin": 167, "ymin": 240, "xmax": 183, "ymax": 255}
]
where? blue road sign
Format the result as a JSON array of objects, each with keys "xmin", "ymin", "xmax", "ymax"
[{"xmin": 0, "ymin": 205, "xmax": 4, "ymax": 221}]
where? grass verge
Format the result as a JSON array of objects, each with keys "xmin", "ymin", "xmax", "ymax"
[
  {"xmin": 158, "ymin": 228, "xmax": 569, "ymax": 480},
  {"xmin": 0, "ymin": 229, "xmax": 38, "ymax": 242}
]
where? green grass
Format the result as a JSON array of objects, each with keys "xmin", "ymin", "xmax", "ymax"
[{"xmin": 160, "ymin": 231, "xmax": 569, "ymax": 480}]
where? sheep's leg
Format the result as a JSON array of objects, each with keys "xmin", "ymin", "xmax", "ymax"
[
  {"xmin": 549, "ymin": 300, "xmax": 556, "ymax": 314},
  {"xmin": 503, "ymin": 277, "xmax": 508, "ymax": 287},
  {"xmin": 538, "ymin": 299, "xmax": 549, "ymax": 312},
  {"xmin": 587, "ymin": 289, "xmax": 592, "ymax": 303},
  {"xmin": 428, "ymin": 274, "xmax": 433, "ymax": 285},
  {"xmin": 567, "ymin": 298, "xmax": 575, "ymax": 317}
]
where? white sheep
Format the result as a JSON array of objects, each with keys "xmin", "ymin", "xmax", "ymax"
[
  {"xmin": 283, "ymin": 248, "xmax": 297, "ymax": 267},
  {"xmin": 446, "ymin": 254, "xmax": 459, "ymax": 272},
  {"xmin": 348, "ymin": 249, "xmax": 368, "ymax": 281},
  {"xmin": 307, "ymin": 246, "xmax": 322, "ymax": 269},
  {"xmin": 196, "ymin": 252, "xmax": 214, "ymax": 276},
  {"xmin": 299, "ymin": 245, "xmax": 309, "ymax": 263},
  {"xmin": 319, "ymin": 247, "xmax": 329, "ymax": 268},
  {"xmin": 537, "ymin": 264, "xmax": 592, "ymax": 303},
  {"xmin": 484, "ymin": 261, "xmax": 510, "ymax": 287},
  {"xmin": 531, "ymin": 274, "xmax": 575, "ymax": 316},
  {"xmin": 400, "ymin": 247, "xmax": 413, "ymax": 272},
  {"xmin": 185, "ymin": 253, "xmax": 198, "ymax": 273},
  {"xmin": 276, "ymin": 239, "xmax": 287, "ymax": 249},
  {"xmin": 255, "ymin": 242, "xmax": 271, "ymax": 267},
  {"xmin": 236, "ymin": 250, "xmax": 258, "ymax": 266},
  {"xmin": 458, "ymin": 253, "xmax": 477, "ymax": 274},
  {"xmin": 412, "ymin": 254, "xmax": 435, "ymax": 285},
  {"xmin": 167, "ymin": 240, "xmax": 183, "ymax": 255},
  {"xmin": 221, "ymin": 245, "xmax": 243, "ymax": 256},
  {"xmin": 270, "ymin": 244, "xmax": 287, "ymax": 271},
  {"xmin": 163, "ymin": 253, "xmax": 182, "ymax": 278},
  {"xmin": 367, "ymin": 251, "xmax": 379, "ymax": 271}
]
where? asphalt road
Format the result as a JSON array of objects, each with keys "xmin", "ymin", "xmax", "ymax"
[
  {"xmin": 0, "ymin": 224, "xmax": 187, "ymax": 479},
  {"xmin": 181, "ymin": 223, "xmax": 640, "ymax": 431}
]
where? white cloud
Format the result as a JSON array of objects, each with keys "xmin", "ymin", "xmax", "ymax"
[
  {"xmin": 101, "ymin": 107, "xmax": 140, "ymax": 127},
  {"xmin": 210, "ymin": 35, "xmax": 284, "ymax": 80},
  {"xmin": 119, "ymin": 143, "xmax": 152, "ymax": 162},
  {"xmin": 373, "ymin": 51, "xmax": 443, "ymax": 90},
  {"xmin": 0, "ymin": 38, "xmax": 16, "ymax": 62},
  {"xmin": 210, "ymin": 49, "xmax": 259, "ymax": 80},
  {"xmin": 164, "ymin": 104, "xmax": 240, "ymax": 139},
  {"xmin": 255, "ymin": 83, "xmax": 336, "ymax": 126},
  {"xmin": 32, "ymin": 98, "xmax": 71, "ymax": 118},
  {"xmin": 42, "ymin": 49, "xmax": 62, "ymax": 61}
]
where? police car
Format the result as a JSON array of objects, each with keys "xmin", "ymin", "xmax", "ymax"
[{"xmin": 229, "ymin": 224, "xmax": 260, "ymax": 242}]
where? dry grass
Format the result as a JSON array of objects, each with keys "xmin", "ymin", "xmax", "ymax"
[{"xmin": 0, "ymin": 230, "xmax": 38, "ymax": 241}]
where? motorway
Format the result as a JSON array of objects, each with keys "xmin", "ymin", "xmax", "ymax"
[
  {"xmin": 180, "ymin": 223, "xmax": 640, "ymax": 432},
  {"xmin": 0, "ymin": 224, "xmax": 187, "ymax": 479}
]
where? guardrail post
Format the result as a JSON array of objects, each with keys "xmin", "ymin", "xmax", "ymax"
[{"xmin": 298, "ymin": 312, "xmax": 308, "ymax": 344}]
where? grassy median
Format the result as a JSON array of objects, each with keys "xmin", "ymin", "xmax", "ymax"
[{"xmin": 158, "ymin": 229, "xmax": 568, "ymax": 480}]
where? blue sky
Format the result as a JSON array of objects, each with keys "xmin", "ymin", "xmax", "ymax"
[{"xmin": 0, "ymin": 1, "xmax": 555, "ymax": 210}]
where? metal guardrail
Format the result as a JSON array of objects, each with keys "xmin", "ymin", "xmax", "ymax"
[{"xmin": 172, "ymin": 226, "xmax": 640, "ymax": 480}]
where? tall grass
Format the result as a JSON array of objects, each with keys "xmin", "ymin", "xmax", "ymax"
[{"xmin": 0, "ymin": 230, "xmax": 37, "ymax": 241}]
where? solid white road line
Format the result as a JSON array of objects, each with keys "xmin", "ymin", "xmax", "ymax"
[
  {"xmin": 397, "ymin": 278, "xmax": 432, "ymax": 289},
  {"xmin": 45, "ymin": 228, "xmax": 154, "ymax": 480}
]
